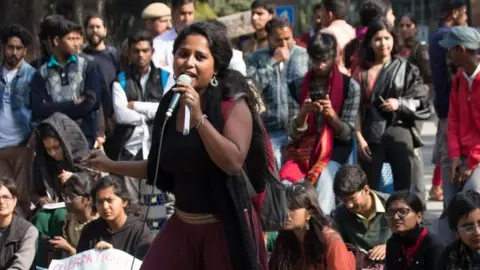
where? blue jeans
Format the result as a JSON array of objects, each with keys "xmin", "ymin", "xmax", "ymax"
[
  {"xmin": 268, "ymin": 130, "xmax": 289, "ymax": 170},
  {"xmin": 316, "ymin": 161, "xmax": 342, "ymax": 215}
]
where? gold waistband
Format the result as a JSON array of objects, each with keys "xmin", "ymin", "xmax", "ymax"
[{"xmin": 175, "ymin": 208, "xmax": 219, "ymax": 225}]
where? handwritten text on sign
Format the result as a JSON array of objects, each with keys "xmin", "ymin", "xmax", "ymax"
[{"xmin": 48, "ymin": 249, "xmax": 143, "ymax": 270}]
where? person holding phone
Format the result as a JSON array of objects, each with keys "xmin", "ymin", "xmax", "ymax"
[
  {"xmin": 279, "ymin": 32, "xmax": 361, "ymax": 215},
  {"xmin": 353, "ymin": 18, "xmax": 430, "ymax": 192}
]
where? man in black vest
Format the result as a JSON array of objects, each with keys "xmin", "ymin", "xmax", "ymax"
[{"xmin": 111, "ymin": 30, "xmax": 174, "ymax": 234}]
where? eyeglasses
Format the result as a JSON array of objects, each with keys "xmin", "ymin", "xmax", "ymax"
[
  {"xmin": 0, "ymin": 195, "xmax": 14, "ymax": 202},
  {"xmin": 457, "ymin": 222, "xmax": 480, "ymax": 234},
  {"xmin": 385, "ymin": 208, "xmax": 412, "ymax": 219},
  {"xmin": 342, "ymin": 190, "xmax": 364, "ymax": 205}
]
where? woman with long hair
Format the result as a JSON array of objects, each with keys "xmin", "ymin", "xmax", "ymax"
[
  {"xmin": 353, "ymin": 18, "xmax": 430, "ymax": 192},
  {"xmin": 84, "ymin": 20, "xmax": 270, "ymax": 270},
  {"xmin": 76, "ymin": 175, "xmax": 153, "ymax": 259},
  {"xmin": 384, "ymin": 191, "xmax": 444, "ymax": 269},
  {"xmin": 269, "ymin": 182, "xmax": 355, "ymax": 269}
]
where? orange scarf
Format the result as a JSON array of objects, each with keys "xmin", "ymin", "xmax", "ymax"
[{"xmin": 279, "ymin": 65, "xmax": 345, "ymax": 184}]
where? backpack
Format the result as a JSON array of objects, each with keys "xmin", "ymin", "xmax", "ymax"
[{"xmin": 221, "ymin": 93, "xmax": 287, "ymax": 232}]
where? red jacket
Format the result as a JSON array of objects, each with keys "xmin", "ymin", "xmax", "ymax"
[{"xmin": 448, "ymin": 68, "xmax": 480, "ymax": 168}]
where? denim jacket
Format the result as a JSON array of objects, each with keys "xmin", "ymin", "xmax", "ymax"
[{"xmin": 0, "ymin": 60, "xmax": 36, "ymax": 140}]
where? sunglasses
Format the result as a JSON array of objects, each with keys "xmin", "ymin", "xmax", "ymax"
[{"xmin": 286, "ymin": 184, "xmax": 306, "ymax": 193}]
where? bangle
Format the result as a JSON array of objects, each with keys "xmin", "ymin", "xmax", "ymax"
[{"xmin": 195, "ymin": 114, "xmax": 208, "ymax": 129}]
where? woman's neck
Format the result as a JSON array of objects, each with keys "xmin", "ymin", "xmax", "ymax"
[
  {"xmin": 77, "ymin": 207, "xmax": 96, "ymax": 224},
  {"xmin": 0, "ymin": 214, "xmax": 13, "ymax": 228},
  {"xmin": 107, "ymin": 213, "xmax": 128, "ymax": 232},
  {"xmin": 294, "ymin": 228, "xmax": 307, "ymax": 243},
  {"xmin": 374, "ymin": 55, "xmax": 391, "ymax": 65}
]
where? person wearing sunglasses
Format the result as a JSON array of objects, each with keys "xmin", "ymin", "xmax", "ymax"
[
  {"xmin": 384, "ymin": 191, "xmax": 444, "ymax": 270},
  {"xmin": 269, "ymin": 182, "xmax": 355, "ymax": 270},
  {"xmin": 437, "ymin": 190, "xmax": 480, "ymax": 269}
]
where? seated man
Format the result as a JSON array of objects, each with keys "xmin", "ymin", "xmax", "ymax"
[
  {"xmin": 31, "ymin": 112, "xmax": 97, "ymax": 267},
  {"xmin": 332, "ymin": 164, "xmax": 391, "ymax": 263},
  {"xmin": 278, "ymin": 32, "xmax": 360, "ymax": 215}
]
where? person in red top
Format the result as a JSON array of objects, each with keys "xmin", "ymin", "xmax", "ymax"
[
  {"xmin": 440, "ymin": 26, "xmax": 480, "ymax": 193},
  {"xmin": 269, "ymin": 182, "xmax": 355, "ymax": 270}
]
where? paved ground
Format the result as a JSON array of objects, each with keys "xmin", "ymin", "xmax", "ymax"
[{"xmin": 420, "ymin": 119, "xmax": 443, "ymax": 234}]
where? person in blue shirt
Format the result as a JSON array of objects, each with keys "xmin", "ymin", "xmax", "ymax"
[
  {"xmin": 429, "ymin": 0, "xmax": 468, "ymax": 243},
  {"xmin": 0, "ymin": 24, "xmax": 36, "ymax": 218}
]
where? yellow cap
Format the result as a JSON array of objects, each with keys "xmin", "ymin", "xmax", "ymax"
[{"xmin": 142, "ymin": 3, "xmax": 171, "ymax": 19}]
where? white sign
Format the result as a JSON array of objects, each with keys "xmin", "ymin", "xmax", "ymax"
[{"xmin": 47, "ymin": 249, "xmax": 142, "ymax": 270}]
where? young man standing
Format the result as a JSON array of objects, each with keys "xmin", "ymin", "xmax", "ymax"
[
  {"xmin": 439, "ymin": 26, "xmax": 480, "ymax": 242},
  {"xmin": 152, "ymin": 0, "xmax": 195, "ymax": 71},
  {"xmin": 295, "ymin": 3, "xmax": 323, "ymax": 48},
  {"xmin": 30, "ymin": 20, "xmax": 101, "ymax": 148},
  {"xmin": 239, "ymin": 0, "xmax": 276, "ymax": 58},
  {"xmin": 318, "ymin": 0, "xmax": 355, "ymax": 75},
  {"xmin": 429, "ymin": 0, "xmax": 468, "ymax": 242},
  {"xmin": 0, "ymin": 24, "xmax": 36, "ymax": 218},
  {"xmin": 111, "ymin": 31, "xmax": 174, "ymax": 234},
  {"xmin": 247, "ymin": 18, "xmax": 309, "ymax": 169}
]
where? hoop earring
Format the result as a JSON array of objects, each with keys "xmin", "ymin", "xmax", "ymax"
[
  {"xmin": 305, "ymin": 221, "xmax": 310, "ymax": 231},
  {"xmin": 210, "ymin": 75, "xmax": 218, "ymax": 87}
]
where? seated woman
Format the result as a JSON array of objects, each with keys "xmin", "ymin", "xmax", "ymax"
[
  {"xmin": 48, "ymin": 174, "xmax": 99, "ymax": 257},
  {"xmin": 31, "ymin": 112, "xmax": 94, "ymax": 267},
  {"xmin": 0, "ymin": 177, "xmax": 38, "ymax": 270},
  {"xmin": 437, "ymin": 190, "xmax": 480, "ymax": 269},
  {"xmin": 76, "ymin": 175, "xmax": 153, "ymax": 260},
  {"xmin": 385, "ymin": 191, "xmax": 444, "ymax": 269},
  {"xmin": 269, "ymin": 181, "xmax": 355, "ymax": 269}
]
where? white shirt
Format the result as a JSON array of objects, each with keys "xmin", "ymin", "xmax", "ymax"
[
  {"xmin": 229, "ymin": 49, "xmax": 247, "ymax": 76},
  {"xmin": 112, "ymin": 67, "xmax": 175, "ymax": 159},
  {"xmin": 152, "ymin": 29, "xmax": 177, "ymax": 72},
  {"xmin": 463, "ymin": 62, "xmax": 480, "ymax": 90},
  {"xmin": 0, "ymin": 67, "xmax": 23, "ymax": 148}
]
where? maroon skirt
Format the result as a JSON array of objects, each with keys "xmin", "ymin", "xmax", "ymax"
[{"xmin": 140, "ymin": 212, "xmax": 268, "ymax": 270}]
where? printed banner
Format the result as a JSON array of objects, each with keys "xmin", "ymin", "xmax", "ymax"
[{"xmin": 48, "ymin": 249, "xmax": 142, "ymax": 270}]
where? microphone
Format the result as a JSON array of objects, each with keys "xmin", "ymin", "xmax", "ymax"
[{"xmin": 165, "ymin": 74, "xmax": 192, "ymax": 118}]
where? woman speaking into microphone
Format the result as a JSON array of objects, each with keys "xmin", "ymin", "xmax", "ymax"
[{"xmin": 84, "ymin": 21, "xmax": 268, "ymax": 270}]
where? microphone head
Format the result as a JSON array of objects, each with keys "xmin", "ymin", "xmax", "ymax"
[{"xmin": 177, "ymin": 74, "xmax": 192, "ymax": 85}]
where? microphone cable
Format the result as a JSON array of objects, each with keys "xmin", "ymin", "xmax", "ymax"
[{"xmin": 130, "ymin": 113, "xmax": 172, "ymax": 270}]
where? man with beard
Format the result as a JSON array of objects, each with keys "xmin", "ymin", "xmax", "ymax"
[
  {"xmin": 152, "ymin": 0, "xmax": 195, "ymax": 72},
  {"xmin": 110, "ymin": 31, "xmax": 174, "ymax": 233},
  {"xmin": 30, "ymin": 19, "xmax": 101, "ymax": 149},
  {"xmin": 0, "ymin": 24, "xmax": 37, "ymax": 218}
]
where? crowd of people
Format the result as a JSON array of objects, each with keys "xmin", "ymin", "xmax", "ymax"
[{"xmin": 0, "ymin": 0, "xmax": 480, "ymax": 269}]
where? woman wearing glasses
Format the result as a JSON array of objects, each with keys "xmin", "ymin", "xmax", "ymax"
[
  {"xmin": 437, "ymin": 190, "xmax": 480, "ymax": 269},
  {"xmin": 269, "ymin": 182, "xmax": 355, "ymax": 269},
  {"xmin": 0, "ymin": 177, "xmax": 38, "ymax": 270},
  {"xmin": 384, "ymin": 191, "xmax": 444, "ymax": 269}
]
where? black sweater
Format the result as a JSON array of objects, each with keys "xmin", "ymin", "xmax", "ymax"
[
  {"xmin": 76, "ymin": 215, "xmax": 153, "ymax": 260},
  {"xmin": 385, "ymin": 226, "xmax": 445, "ymax": 270}
]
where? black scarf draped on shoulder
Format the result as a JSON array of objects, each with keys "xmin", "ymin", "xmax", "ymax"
[{"xmin": 147, "ymin": 83, "xmax": 260, "ymax": 270}]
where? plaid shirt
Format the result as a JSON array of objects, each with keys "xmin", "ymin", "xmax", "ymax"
[
  {"xmin": 289, "ymin": 78, "xmax": 361, "ymax": 142},
  {"xmin": 247, "ymin": 45, "xmax": 309, "ymax": 132}
]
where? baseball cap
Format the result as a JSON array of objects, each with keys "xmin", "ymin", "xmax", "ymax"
[
  {"xmin": 439, "ymin": 26, "xmax": 480, "ymax": 50},
  {"xmin": 142, "ymin": 3, "xmax": 171, "ymax": 19}
]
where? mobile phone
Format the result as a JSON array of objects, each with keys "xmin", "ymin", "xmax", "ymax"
[{"xmin": 310, "ymin": 87, "xmax": 327, "ymax": 101}]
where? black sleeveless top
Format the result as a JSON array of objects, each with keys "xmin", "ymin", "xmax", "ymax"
[{"xmin": 159, "ymin": 112, "xmax": 218, "ymax": 214}]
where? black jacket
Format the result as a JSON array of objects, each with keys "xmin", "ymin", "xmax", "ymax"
[
  {"xmin": 360, "ymin": 56, "xmax": 431, "ymax": 145},
  {"xmin": 76, "ymin": 215, "xmax": 153, "ymax": 260},
  {"xmin": 386, "ymin": 226, "xmax": 445, "ymax": 270}
]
